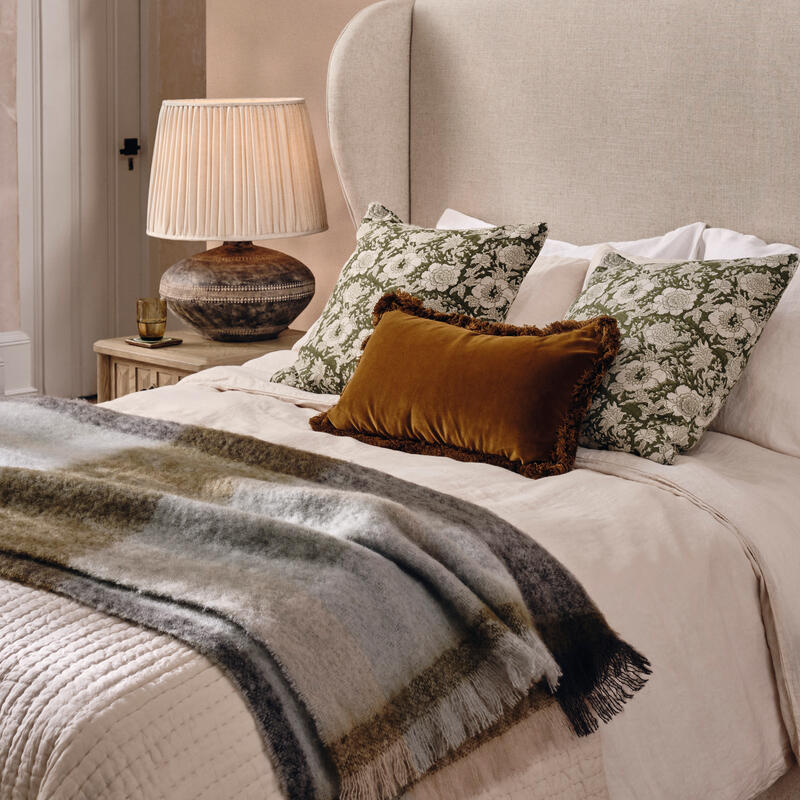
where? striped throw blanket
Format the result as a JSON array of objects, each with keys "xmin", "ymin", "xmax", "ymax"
[{"xmin": 0, "ymin": 397, "xmax": 650, "ymax": 800}]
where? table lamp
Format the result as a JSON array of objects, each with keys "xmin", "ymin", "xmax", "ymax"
[{"xmin": 147, "ymin": 98, "xmax": 327, "ymax": 341}]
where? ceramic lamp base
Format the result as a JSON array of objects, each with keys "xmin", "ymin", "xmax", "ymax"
[{"xmin": 159, "ymin": 242, "xmax": 315, "ymax": 342}]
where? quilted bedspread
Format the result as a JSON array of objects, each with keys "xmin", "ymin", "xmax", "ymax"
[
  {"xmin": 0, "ymin": 580, "xmax": 608, "ymax": 800},
  {"xmin": 1, "ymin": 364, "xmax": 798, "ymax": 799}
]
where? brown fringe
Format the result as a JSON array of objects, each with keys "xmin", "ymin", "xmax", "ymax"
[
  {"xmin": 536, "ymin": 613, "xmax": 653, "ymax": 737},
  {"xmin": 310, "ymin": 413, "xmax": 574, "ymax": 479},
  {"xmin": 311, "ymin": 291, "xmax": 620, "ymax": 479}
]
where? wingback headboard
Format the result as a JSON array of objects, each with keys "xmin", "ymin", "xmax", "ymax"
[{"xmin": 328, "ymin": 0, "xmax": 800, "ymax": 245}]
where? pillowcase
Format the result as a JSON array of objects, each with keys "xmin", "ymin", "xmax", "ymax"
[
  {"xmin": 310, "ymin": 292, "xmax": 620, "ymax": 478},
  {"xmin": 583, "ymin": 244, "xmax": 689, "ymax": 288},
  {"xmin": 435, "ymin": 210, "xmax": 588, "ymax": 327},
  {"xmin": 435, "ymin": 209, "xmax": 706, "ymax": 264},
  {"xmin": 566, "ymin": 251, "xmax": 798, "ymax": 464},
  {"xmin": 503, "ymin": 255, "xmax": 591, "ymax": 327},
  {"xmin": 701, "ymin": 228, "xmax": 800, "ymax": 457},
  {"xmin": 700, "ymin": 227, "xmax": 799, "ymax": 260},
  {"xmin": 273, "ymin": 203, "xmax": 547, "ymax": 393}
]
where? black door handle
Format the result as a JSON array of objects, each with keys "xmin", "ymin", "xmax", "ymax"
[{"xmin": 120, "ymin": 137, "xmax": 141, "ymax": 170}]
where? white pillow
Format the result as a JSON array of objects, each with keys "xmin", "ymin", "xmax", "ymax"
[
  {"xmin": 700, "ymin": 227, "xmax": 799, "ymax": 260},
  {"xmin": 701, "ymin": 228, "xmax": 800, "ymax": 458},
  {"xmin": 578, "ymin": 223, "xmax": 707, "ymax": 287},
  {"xmin": 435, "ymin": 209, "xmax": 706, "ymax": 267}
]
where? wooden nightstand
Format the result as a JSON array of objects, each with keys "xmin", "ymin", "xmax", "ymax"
[{"xmin": 94, "ymin": 328, "xmax": 304, "ymax": 402}]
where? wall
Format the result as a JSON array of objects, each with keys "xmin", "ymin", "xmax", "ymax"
[
  {"xmin": 146, "ymin": 0, "xmax": 206, "ymax": 296},
  {"xmin": 0, "ymin": 0, "xmax": 18, "ymax": 332},
  {"xmin": 206, "ymin": 0, "xmax": 376, "ymax": 329}
]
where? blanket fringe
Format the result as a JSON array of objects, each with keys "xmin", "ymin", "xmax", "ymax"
[
  {"xmin": 406, "ymin": 701, "xmax": 578, "ymax": 800},
  {"xmin": 338, "ymin": 631, "xmax": 560, "ymax": 800},
  {"xmin": 558, "ymin": 638, "xmax": 652, "ymax": 737}
]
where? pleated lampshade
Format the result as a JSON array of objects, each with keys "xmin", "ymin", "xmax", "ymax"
[
  {"xmin": 147, "ymin": 98, "xmax": 327, "ymax": 241},
  {"xmin": 147, "ymin": 99, "xmax": 327, "ymax": 342}
]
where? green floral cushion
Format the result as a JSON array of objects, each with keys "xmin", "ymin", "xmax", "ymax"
[
  {"xmin": 272, "ymin": 203, "xmax": 548, "ymax": 393},
  {"xmin": 566, "ymin": 251, "xmax": 798, "ymax": 464}
]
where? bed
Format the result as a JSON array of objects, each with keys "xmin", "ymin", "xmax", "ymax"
[{"xmin": 2, "ymin": 1, "xmax": 800, "ymax": 798}]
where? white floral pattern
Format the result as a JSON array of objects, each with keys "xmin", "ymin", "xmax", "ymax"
[
  {"xmin": 419, "ymin": 263, "xmax": 460, "ymax": 292},
  {"xmin": 272, "ymin": 203, "xmax": 547, "ymax": 393},
  {"xmin": 566, "ymin": 252, "xmax": 797, "ymax": 464},
  {"xmin": 652, "ymin": 287, "xmax": 698, "ymax": 316}
]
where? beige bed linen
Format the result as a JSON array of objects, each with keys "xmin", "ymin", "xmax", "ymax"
[{"xmin": 1, "ymin": 366, "xmax": 796, "ymax": 799}]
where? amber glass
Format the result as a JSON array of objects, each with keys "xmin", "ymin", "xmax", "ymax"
[{"xmin": 137, "ymin": 298, "xmax": 167, "ymax": 340}]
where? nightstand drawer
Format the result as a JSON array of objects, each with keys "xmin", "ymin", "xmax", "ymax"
[
  {"xmin": 156, "ymin": 370, "xmax": 181, "ymax": 388},
  {"xmin": 105, "ymin": 357, "xmax": 190, "ymax": 401},
  {"xmin": 94, "ymin": 328, "xmax": 304, "ymax": 402},
  {"xmin": 129, "ymin": 363, "xmax": 183, "ymax": 392}
]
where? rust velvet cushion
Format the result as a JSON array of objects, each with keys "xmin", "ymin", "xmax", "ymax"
[{"xmin": 309, "ymin": 293, "xmax": 620, "ymax": 478}]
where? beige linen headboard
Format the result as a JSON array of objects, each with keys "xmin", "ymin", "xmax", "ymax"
[{"xmin": 328, "ymin": 0, "xmax": 800, "ymax": 245}]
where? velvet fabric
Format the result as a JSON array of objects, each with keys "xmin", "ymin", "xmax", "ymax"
[{"xmin": 311, "ymin": 293, "xmax": 619, "ymax": 478}]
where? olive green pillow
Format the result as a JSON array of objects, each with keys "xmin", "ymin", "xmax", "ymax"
[
  {"xmin": 272, "ymin": 203, "xmax": 548, "ymax": 394},
  {"xmin": 566, "ymin": 251, "xmax": 798, "ymax": 464}
]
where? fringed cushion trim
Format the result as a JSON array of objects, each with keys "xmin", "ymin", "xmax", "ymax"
[{"xmin": 311, "ymin": 292, "xmax": 620, "ymax": 479}]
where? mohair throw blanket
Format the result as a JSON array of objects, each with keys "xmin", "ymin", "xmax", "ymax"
[{"xmin": 0, "ymin": 397, "xmax": 650, "ymax": 800}]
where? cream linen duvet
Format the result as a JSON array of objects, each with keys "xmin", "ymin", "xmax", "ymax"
[{"xmin": 0, "ymin": 356, "xmax": 797, "ymax": 800}]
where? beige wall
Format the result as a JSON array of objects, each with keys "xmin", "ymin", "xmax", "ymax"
[
  {"xmin": 146, "ymin": 0, "xmax": 206, "ymax": 296},
  {"xmin": 0, "ymin": 0, "xmax": 18, "ymax": 332},
  {"xmin": 206, "ymin": 0, "xmax": 376, "ymax": 329}
]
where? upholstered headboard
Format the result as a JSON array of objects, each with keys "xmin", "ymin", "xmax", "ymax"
[{"xmin": 328, "ymin": 0, "xmax": 800, "ymax": 245}]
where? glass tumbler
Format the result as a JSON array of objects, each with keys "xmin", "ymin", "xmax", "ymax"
[{"xmin": 137, "ymin": 298, "xmax": 167, "ymax": 340}]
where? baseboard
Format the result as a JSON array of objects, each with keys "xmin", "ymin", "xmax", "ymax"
[{"xmin": 0, "ymin": 330, "xmax": 37, "ymax": 396}]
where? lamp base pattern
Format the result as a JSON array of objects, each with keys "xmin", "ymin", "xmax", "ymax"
[{"xmin": 159, "ymin": 242, "xmax": 315, "ymax": 342}]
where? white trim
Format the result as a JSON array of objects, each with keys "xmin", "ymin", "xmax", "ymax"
[
  {"xmin": 16, "ymin": 0, "xmax": 44, "ymax": 394},
  {"xmin": 144, "ymin": 227, "xmax": 328, "ymax": 242},
  {"xmin": 139, "ymin": 0, "xmax": 152, "ymax": 296},
  {"xmin": 162, "ymin": 98, "xmax": 305, "ymax": 108},
  {"xmin": 112, "ymin": 0, "xmax": 146, "ymax": 336},
  {"xmin": 108, "ymin": 0, "xmax": 118, "ymax": 335},
  {"xmin": 0, "ymin": 331, "xmax": 37, "ymax": 395},
  {"xmin": 68, "ymin": 0, "xmax": 82, "ymax": 396}
]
